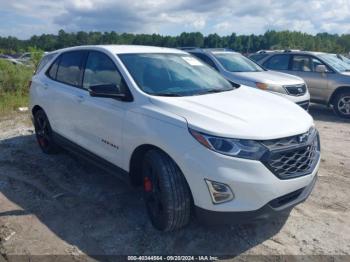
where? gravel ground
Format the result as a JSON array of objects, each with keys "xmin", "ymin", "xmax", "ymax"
[{"xmin": 0, "ymin": 104, "xmax": 349, "ymax": 261}]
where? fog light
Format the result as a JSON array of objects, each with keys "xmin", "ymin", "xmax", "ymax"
[{"xmin": 205, "ymin": 179, "xmax": 234, "ymax": 204}]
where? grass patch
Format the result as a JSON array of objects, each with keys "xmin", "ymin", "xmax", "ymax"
[
  {"xmin": 0, "ymin": 59, "xmax": 33, "ymax": 115},
  {"xmin": 0, "ymin": 91, "xmax": 29, "ymax": 116}
]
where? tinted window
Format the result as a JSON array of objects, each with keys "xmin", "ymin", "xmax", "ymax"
[
  {"xmin": 249, "ymin": 53, "xmax": 269, "ymax": 62},
  {"xmin": 47, "ymin": 58, "xmax": 59, "ymax": 80},
  {"xmin": 83, "ymin": 51, "xmax": 126, "ymax": 92},
  {"xmin": 56, "ymin": 51, "xmax": 85, "ymax": 86},
  {"xmin": 264, "ymin": 54, "xmax": 290, "ymax": 70},
  {"xmin": 191, "ymin": 53, "xmax": 218, "ymax": 70},
  {"xmin": 36, "ymin": 53, "xmax": 56, "ymax": 74},
  {"xmin": 119, "ymin": 53, "xmax": 233, "ymax": 96}
]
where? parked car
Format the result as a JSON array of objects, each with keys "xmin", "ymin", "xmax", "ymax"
[
  {"xmin": 252, "ymin": 50, "xmax": 350, "ymax": 118},
  {"xmin": 17, "ymin": 52, "xmax": 32, "ymax": 63},
  {"xmin": 17, "ymin": 52, "xmax": 48, "ymax": 65},
  {"xmin": 30, "ymin": 45, "xmax": 320, "ymax": 231},
  {"xmin": 183, "ymin": 48, "xmax": 310, "ymax": 110},
  {"xmin": 0, "ymin": 54, "xmax": 23, "ymax": 65}
]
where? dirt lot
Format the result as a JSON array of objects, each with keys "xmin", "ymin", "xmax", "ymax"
[{"xmin": 0, "ymin": 104, "xmax": 349, "ymax": 261}]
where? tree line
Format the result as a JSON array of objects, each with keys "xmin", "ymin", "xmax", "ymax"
[{"xmin": 1, "ymin": 30, "xmax": 350, "ymax": 54}]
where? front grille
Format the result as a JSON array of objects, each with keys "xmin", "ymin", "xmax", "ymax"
[
  {"xmin": 284, "ymin": 84, "xmax": 307, "ymax": 96},
  {"xmin": 261, "ymin": 129, "xmax": 320, "ymax": 179}
]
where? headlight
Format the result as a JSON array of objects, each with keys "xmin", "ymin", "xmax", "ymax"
[
  {"xmin": 255, "ymin": 82, "xmax": 287, "ymax": 94},
  {"xmin": 189, "ymin": 129, "xmax": 267, "ymax": 160}
]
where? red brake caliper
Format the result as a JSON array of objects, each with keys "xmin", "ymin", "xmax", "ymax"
[
  {"xmin": 38, "ymin": 138, "xmax": 46, "ymax": 147},
  {"xmin": 144, "ymin": 177, "xmax": 152, "ymax": 192}
]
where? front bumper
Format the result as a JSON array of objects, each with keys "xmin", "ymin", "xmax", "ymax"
[
  {"xmin": 277, "ymin": 91, "xmax": 310, "ymax": 110},
  {"xmin": 196, "ymin": 174, "xmax": 317, "ymax": 225},
  {"xmin": 180, "ymin": 138, "xmax": 320, "ymax": 213}
]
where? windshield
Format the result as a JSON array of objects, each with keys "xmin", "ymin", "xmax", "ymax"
[
  {"xmin": 118, "ymin": 53, "xmax": 234, "ymax": 96},
  {"xmin": 319, "ymin": 53, "xmax": 350, "ymax": 72},
  {"xmin": 337, "ymin": 54, "xmax": 350, "ymax": 65},
  {"xmin": 213, "ymin": 52, "xmax": 264, "ymax": 72}
]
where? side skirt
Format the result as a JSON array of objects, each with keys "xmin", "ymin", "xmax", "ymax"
[{"xmin": 52, "ymin": 132, "xmax": 130, "ymax": 185}]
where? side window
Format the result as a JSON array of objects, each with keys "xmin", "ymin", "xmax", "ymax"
[
  {"xmin": 83, "ymin": 51, "xmax": 125, "ymax": 92},
  {"xmin": 56, "ymin": 51, "xmax": 85, "ymax": 87},
  {"xmin": 47, "ymin": 58, "xmax": 60, "ymax": 80},
  {"xmin": 191, "ymin": 53, "xmax": 218, "ymax": 71},
  {"xmin": 310, "ymin": 57, "xmax": 329, "ymax": 72},
  {"xmin": 263, "ymin": 54, "xmax": 290, "ymax": 70},
  {"xmin": 292, "ymin": 55, "xmax": 312, "ymax": 72},
  {"xmin": 249, "ymin": 53, "xmax": 269, "ymax": 62}
]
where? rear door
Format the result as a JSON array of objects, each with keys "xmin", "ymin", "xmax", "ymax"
[
  {"xmin": 263, "ymin": 54, "xmax": 291, "ymax": 74},
  {"xmin": 290, "ymin": 55, "xmax": 329, "ymax": 101},
  {"xmin": 44, "ymin": 50, "xmax": 87, "ymax": 141}
]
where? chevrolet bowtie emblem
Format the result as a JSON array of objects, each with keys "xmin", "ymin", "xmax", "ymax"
[{"xmin": 298, "ymin": 133, "xmax": 308, "ymax": 143}]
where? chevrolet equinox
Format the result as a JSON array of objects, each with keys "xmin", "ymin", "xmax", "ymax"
[{"xmin": 30, "ymin": 45, "xmax": 320, "ymax": 231}]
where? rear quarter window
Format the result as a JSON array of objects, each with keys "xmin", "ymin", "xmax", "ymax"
[
  {"xmin": 47, "ymin": 58, "xmax": 60, "ymax": 80},
  {"xmin": 36, "ymin": 53, "xmax": 57, "ymax": 74}
]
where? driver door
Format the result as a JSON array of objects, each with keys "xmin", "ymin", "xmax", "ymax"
[
  {"xmin": 74, "ymin": 50, "xmax": 129, "ymax": 167},
  {"xmin": 290, "ymin": 55, "xmax": 329, "ymax": 101}
]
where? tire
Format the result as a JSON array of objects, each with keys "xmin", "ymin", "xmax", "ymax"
[
  {"xmin": 33, "ymin": 110, "xmax": 60, "ymax": 154},
  {"xmin": 142, "ymin": 149, "xmax": 191, "ymax": 231},
  {"xmin": 333, "ymin": 91, "xmax": 350, "ymax": 119}
]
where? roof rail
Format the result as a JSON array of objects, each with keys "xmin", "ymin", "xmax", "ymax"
[
  {"xmin": 284, "ymin": 49, "xmax": 301, "ymax": 53},
  {"xmin": 204, "ymin": 48, "xmax": 234, "ymax": 52},
  {"xmin": 178, "ymin": 47, "xmax": 235, "ymax": 52},
  {"xmin": 178, "ymin": 47, "xmax": 201, "ymax": 51},
  {"xmin": 256, "ymin": 50, "xmax": 284, "ymax": 54}
]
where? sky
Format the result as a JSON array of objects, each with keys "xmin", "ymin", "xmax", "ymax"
[{"xmin": 0, "ymin": 0, "xmax": 349, "ymax": 39}]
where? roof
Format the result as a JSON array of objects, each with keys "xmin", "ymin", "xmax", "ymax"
[
  {"xmin": 52, "ymin": 45, "xmax": 187, "ymax": 55},
  {"xmin": 179, "ymin": 47, "xmax": 239, "ymax": 55},
  {"xmin": 209, "ymin": 50, "xmax": 239, "ymax": 54},
  {"xmin": 258, "ymin": 50, "xmax": 327, "ymax": 56}
]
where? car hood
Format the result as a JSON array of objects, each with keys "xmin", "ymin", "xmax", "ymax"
[
  {"xmin": 227, "ymin": 70, "xmax": 304, "ymax": 86},
  {"xmin": 149, "ymin": 86, "xmax": 313, "ymax": 140}
]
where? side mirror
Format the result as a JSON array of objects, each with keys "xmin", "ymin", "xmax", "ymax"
[
  {"xmin": 88, "ymin": 84, "xmax": 126, "ymax": 99},
  {"xmin": 315, "ymin": 64, "xmax": 327, "ymax": 73}
]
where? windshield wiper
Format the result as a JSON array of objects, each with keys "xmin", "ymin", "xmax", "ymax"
[
  {"xmin": 198, "ymin": 88, "xmax": 233, "ymax": 95},
  {"xmin": 154, "ymin": 92, "xmax": 182, "ymax": 97}
]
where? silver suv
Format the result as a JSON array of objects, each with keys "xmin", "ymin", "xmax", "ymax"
[
  {"xmin": 251, "ymin": 51, "xmax": 350, "ymax": 118},
  {"xmin": 183, "ymin": 48, "xmax": 310, "ymax": 110}
]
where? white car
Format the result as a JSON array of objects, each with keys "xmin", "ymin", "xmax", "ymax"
[{"xmin": 30, "ymin": 45, "xmax": 320, "ymax": 231}]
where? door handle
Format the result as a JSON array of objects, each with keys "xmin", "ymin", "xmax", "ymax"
[
  {"xmin": 76, "ymin": 95, "xmax": 85, "ymax": 103},
  {"xmin": 43, "ymin": 83, "xmax": 49, "ymax": 90}
]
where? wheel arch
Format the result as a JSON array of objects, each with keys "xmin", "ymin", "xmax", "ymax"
[
  {"xmin": 32, "ymin": 105, "xmax": 44, "ymax": 116},
  {"xmin": 128, "ymin": 144, "xmax": 192, "ymax": 195},
  {"xmin": 328, "ymin": 86, "xmax": 350, "ymax": 105}
]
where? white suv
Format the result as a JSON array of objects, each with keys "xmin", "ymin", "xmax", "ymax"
[{"xmin": 30, "ymin": 45, "xmax": 320, "ymax": 231}]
